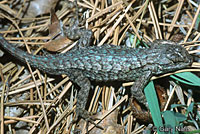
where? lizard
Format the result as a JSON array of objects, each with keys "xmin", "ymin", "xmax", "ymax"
[{"xmin": 0, "ymin": 31, "xmax": 193, "ymax": 129}]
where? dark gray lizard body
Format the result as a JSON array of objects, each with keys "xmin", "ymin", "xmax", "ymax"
[{"xmin": 0, "ymin": 34, "xmax": 193, "ymax": 127}]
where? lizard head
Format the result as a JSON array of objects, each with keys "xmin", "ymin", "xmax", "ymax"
[{"xmin": 152, "ymin": 42, "xmax": 193, "ymax": 74}]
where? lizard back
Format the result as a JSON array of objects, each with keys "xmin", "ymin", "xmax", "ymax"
[{"xmin": 0, "ymin": 34, "xmax": 192, "ymax": 82}]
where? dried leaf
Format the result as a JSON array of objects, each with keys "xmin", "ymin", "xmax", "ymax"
[
  {"xmin": 24, "ymin": 0, "xmax": 59, "ymax": 18},
  {"xmin": 43, "ymin": 9, "xmax": 73, "ymax": 52},
  {"xmin": 49, "ymin": 9, "xmax": 61, "ymax": 38},
  {"xmin": 155, "ymin": 85, "xmax": 168, "ymax": 110},
  {"xmin": 43, "ymin": 36, "xmax": 73, "ymax": 52}
]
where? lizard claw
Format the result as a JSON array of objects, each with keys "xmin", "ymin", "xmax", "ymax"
[
  {"xmin": 71, "ymin": 109, "xmax": 103, "ymax": 133},
  {"xmin": 85, "ymin": 114, "xmax": 103, "ymax": 129}
]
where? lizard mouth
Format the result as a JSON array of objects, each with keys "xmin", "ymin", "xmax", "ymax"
[
  {"xmin": 169, "ymin": 61, "xmax": 192, "ymax": 72},
  {"xmin": 156, "ymin": 59, "xmax": 193, "ymax": 75}
]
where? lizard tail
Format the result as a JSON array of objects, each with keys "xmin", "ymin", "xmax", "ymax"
[
  {"xmin": 0, "ymin": 34, "xmax": 31, "ymax": 63},
  {"xmin": 0, "ymin": 34, "xmax": 57, "ymax": 74}
]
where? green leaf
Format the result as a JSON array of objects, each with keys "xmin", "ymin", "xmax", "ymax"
[
  {"xmin": 196, "ymin": 102, "xmax": 200, "ymax": 105},
  {"xmin": 186, "ymin": 102, "xmax": 194, "ymax": 115},
  {"xmin": 143, "ymin": 130, "xmax": 151, "ymax": 134},
  {"xmin": 129, "ymin": 34, "xmax": 134, "ymax": 45},
  {"xmin": 195, "ymin": 13, "xmax": 200, "ymax": 30},
  {"xmin": 162, "ymin": 111, "xmax": 177, "ymax": 134},
  {"xmin": 183, "ymin": 129, "xmax": 200, "ymax": 134},
  {"xmin": 170, "ymin": 104, "xmax": 186, "ymax": 109},
  {"xmin": 144, "ymin": 81, "xmax": 164, "ymax": 134},
  {"xmin": 197, "ymin": 111, "xmax": 200, "ymax": 123},
  {"xmin": 128, "ymin": 34, "xmax": 149, "ymax": 48},
  {"xmin": 174, "ymin": 112, "xmax": 187, "ymax": 122},
  {"xmin": 170, "ymin": 72, "xmax": 200, "ymax": 86},
  {"xmin": 162, "ymin": 111, "xmax": 187, "ymax": 134}
]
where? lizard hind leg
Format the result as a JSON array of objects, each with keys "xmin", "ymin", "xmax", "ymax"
[{"xmin": 70, "ymin": 70, "xmax": 103, "ymax": 132}]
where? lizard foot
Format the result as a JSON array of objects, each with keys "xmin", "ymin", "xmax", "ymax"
[
  {"xmin": 71, "ymin": 109, "xmax": 103, "ymax": 133},
  {"xmin": 129, "ymin": 98, "xmax": 152, "ymax": 123}
]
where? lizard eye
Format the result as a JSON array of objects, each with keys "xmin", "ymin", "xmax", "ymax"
[
  {"xmin": 166, "ymin": 53, "xmax": 180, "ymax": 63},
  {"xmin": 165, "ymin": 46, "xmax": 183, "ymax": 63},
  {"xmin": 170, "ymin": 53, "xmax": 184, "ymax": 63},
  {"xmin": 166, "ymin": 45, "xmax": 192, "ymax": 63}
]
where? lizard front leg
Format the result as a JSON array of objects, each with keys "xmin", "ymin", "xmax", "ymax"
[
  {"xmin": 131, "ymin": 71, "xmax": 152, "ymax": 108},
  {"xmin": 64, "ymin": 0, "xmax": 93, "ymax": 48}
]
